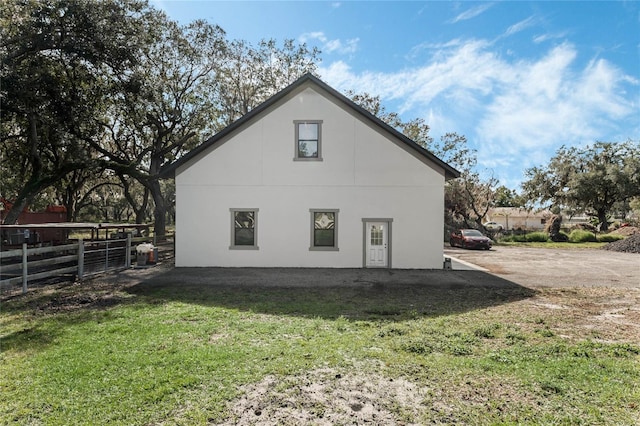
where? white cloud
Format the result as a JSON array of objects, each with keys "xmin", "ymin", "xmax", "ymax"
[
  {"xmin": 474, "ymin": 43, "xmax": 637, "ymax": 176},
  {"xmin": 319, "ymin": 39, "xmax": 638, "ymax": 184},
  {"xmin": 299, "ymin": 32, "xmax": 359, "ymax": 55},
  {"xmin": 533, "ymin": 31, "xmax": 569, "ymax": 44},
  {"xmin": 505, "ymin": 16, "xmax": 537, "ymax": 36},
  {"xmin": 450, "ymin": 3, "xmax": 494, "ymax": 23}
]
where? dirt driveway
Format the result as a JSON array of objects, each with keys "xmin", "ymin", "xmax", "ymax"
[{"xmin": 445, "ymin": 245, "xmax": 640, "ymax": 288}]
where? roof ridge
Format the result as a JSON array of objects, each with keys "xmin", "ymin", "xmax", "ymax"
[{"xmin": 159, "ymin": 72, "xmax": 460, "ymax": 179}]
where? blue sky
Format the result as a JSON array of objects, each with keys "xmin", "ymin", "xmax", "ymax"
[{"xmin": 151, "ymin": 1, "xmax": 639, "ymax": 189}]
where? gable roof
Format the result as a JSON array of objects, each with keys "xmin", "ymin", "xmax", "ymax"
[{"xmin": 159, "ymin": 73, "xmax": 460, "ymax": 180}]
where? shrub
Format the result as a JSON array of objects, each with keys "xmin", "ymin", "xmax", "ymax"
[
  {"xmin": 597, "ymin": 234, "xmax": 624, "ymax": 243},
  {"xmin": 499, "ymin": 232, "xmax": 549, "ymax": 242},
  {"xmin": 525, "ymin": 232, "xmax": 549, "ymax": 242},
  {"xmin": 512, "ymin": 234, "xmax": 528, "ymax": 242},
  {"xmin": 569, "ymin": 229, "xmax": 597, "ymax": 243}
]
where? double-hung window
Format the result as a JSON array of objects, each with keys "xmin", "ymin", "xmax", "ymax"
[
  {"xmin": 230, "ymin": 209, "xmax": 259, "ymax": 249},
  {"xmin": 309, "ymin": 209, "xmax": 339, "ymax": 251},
  {"xmin": 294, "ymin": 120, "xmax": 323, "ymax": 160}
]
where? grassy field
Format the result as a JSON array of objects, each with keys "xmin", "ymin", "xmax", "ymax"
[{"xmin": 1, "ymin": 268, "xmax": 639, "ymax": 425}]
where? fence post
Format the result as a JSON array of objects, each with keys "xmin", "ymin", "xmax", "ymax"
[
  {"xmin": 77, "ymin": 238, "xmax": 84, "ymax": 281},
  {"xmin": 22, "ymin": 243, "xmax": 28, "ymax": 294},
  {"xmin": 105, "ymin": 239, "xmax": 109, "ymax": 272},
  {"xmin": 126, "ymin": 234, "xmax": 132, "ymax": 268}
]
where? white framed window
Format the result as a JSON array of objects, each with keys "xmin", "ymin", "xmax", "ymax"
[
  {"xmin": 230, "ymin": 208, "xmax": 259, "ymax": 250},
  {"xmin": 309, "ymin": 209, "xmax": 339, "ymax": 251},
  {"xmin": 294, "ymin": 120, "xmax": 323, "ymax": 161}
]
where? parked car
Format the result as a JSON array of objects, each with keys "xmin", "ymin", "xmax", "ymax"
[
  {"xmin": 450, "ymin": 229, "xmax": 492, "ymax": 250},
  {"xmin": 483, "ymin": 221, "xmax": 503, "ymax": 231}
]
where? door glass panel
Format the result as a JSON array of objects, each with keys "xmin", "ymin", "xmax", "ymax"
[{"xmin": 370, "ymin": 225, "xmax": 383, "ymax": 246}]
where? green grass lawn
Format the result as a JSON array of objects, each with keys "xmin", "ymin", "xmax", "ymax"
[{"xmin": 1, "ymin": 272, "xmax": 638, "ymax": 425}]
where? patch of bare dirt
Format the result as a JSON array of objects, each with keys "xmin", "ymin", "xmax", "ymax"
[
  {"xmin": 1, "ymin": 261, "xmax": 172, "ymax": 312},
  {"xmin": 36, "ymin": 292, "xmax": 126, "ymax": 312},
  {"xmin": 610, "ymin": 226, "xmax": 639, "ymax": 237},
  {"xmin": 215, "ymin": 366, "xmax": 555, "ymax": 425},
  {"xmin": 521, "ymin": 287, "xmax": 640, "ymax": 342},
  {"xmin": 218, "ymin": 368, "xmax": 427, "ymax": 425}
]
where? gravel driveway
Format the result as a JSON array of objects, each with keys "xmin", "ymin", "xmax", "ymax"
[{"xmin": 445, "ymin": 245, "xmax": 640, "ymax": 288}]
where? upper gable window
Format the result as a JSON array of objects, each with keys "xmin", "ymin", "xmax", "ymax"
[{"xmin": 294, "ymin": 120, "xmax": 323, "ymax": 161}]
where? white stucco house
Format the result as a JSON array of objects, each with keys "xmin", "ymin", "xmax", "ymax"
[
  {"xmin": 486, "ymin": 207, "xmax": 553, "ymax": 231},
  {"xmin": 161, "ymin": 74, "xmax": 459, "ymax": 268}
]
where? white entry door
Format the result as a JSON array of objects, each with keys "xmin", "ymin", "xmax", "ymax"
[{"xmin": 365, "ymin": 222, "xmax": 388, "ymax": 267}]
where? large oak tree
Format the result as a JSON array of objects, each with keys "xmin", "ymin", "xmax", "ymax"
[
  {"xmin": 522, "ymin": 140, "xmax": 640, "ymax": 231},
  {"xmin": 94, "ymin": 19, "xmax": 226, "ymax": 237},
  {"xmin": 0, "ymin": 0, "xmax": 158, "ymax": 223}
]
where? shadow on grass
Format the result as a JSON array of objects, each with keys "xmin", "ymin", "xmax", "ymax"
[
  {"xmin": 1, "ymin": 287, "xmax": 130, "ymax": 354},
  {"xmin": 1, "ymin": 267, "xmax": 536, "ymax": 354},
  {"xmin": 127, "ymin": 267, "xmax": 536, "ymax": 321}
]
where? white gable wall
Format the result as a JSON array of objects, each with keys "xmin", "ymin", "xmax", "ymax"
[{"xmin": 176, "ymin": 86, "xmax": 445, "ymax": 268}]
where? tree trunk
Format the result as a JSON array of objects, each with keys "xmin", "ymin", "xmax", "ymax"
[
  {"xmin": 150, "ymin": 179, "xmax": 166, "ymax": 239},
  {"xmin": 597, "ymin": 209, "xmax": 609, "ymax": 231},
  {"xmin": 148, "ymin": 153, "xmax": 167, "ymax": 239},
  {"xmin": 137, "ymin": 187, "xmax": 150, "ymax": 224},
  {"xmin": 4, "ymin": 112, "xmax": 42, "ymax": 224},
  {"xmin": 2, "ymin": 196, "xmax": 30, "ymax": 225},
  {"xmin": 65, "ymin": 198, "xmax": 76, "ymax": 222},
  {"xmin": 120, "ymin": 175, "xmax": 150, "ymax": 224},
  {"xmin": 63, "ymin": 185, "xmax": 76, "ymax": 222}
]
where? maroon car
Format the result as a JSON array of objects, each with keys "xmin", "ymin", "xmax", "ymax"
[{"xmin": 450, "ymin": 229, "xmax": 492, "ymax": 250}]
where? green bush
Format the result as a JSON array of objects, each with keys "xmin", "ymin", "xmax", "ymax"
[
  {"xmin": 597, "ymin": 234, "xmax": 624, "ymax": 243},
  {"xmin": 525, "ymin": 232, "xmax": 549, "ymax": 242},
  {"xmin": 569, "ymin": 229, "xmax": 597, "ymax": 243},
  {"xmin": 499, "ymin": 232, "xmax": 549, "ymax": 243}
]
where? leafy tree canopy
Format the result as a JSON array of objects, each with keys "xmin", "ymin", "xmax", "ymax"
[
  {"xmin": 494, "ymin": 185, "xmax": 526, "ymax": 208},
  {"xmin": 0, "ymin": 0, "xmax": 160, "ymax": 224},
  {"xmin": 522, "ymin": 140, "xmax": 640, "ymax": 230},
  {"xmin": 1, "ymin": 0, "xmax": 320, "ymax": 233}
]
